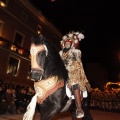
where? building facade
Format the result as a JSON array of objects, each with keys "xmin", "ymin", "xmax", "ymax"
[{"xmin": 0, "ymin": 0, "xmax": 62, "ymax": 86}]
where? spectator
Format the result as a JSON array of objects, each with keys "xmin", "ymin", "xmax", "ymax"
[
  {"xmin": 26, "ymin": 87, "xmax": 35, "ymax": 103},
  {"xmin": 17, "ymin": 88, "xmax": 28, "ymax": 113},
  {"xmin": 4, "ymin": 88, "xmax": 16, "ymax": 114},
  {"xmin": 0, "ymin": 86, "xmax": 7, "ymax": 114},
  {"xmin": 11, "ymin": 89, "xmax": 19, "ymax": 113}
]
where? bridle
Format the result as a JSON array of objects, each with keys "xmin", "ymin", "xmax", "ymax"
[{"xmin": 30, "ymin": 43, "xmax": 48, "ymax": 82}]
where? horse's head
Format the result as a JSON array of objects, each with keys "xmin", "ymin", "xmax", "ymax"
[
  {"xmin": 30, "ymin": 34, "xmax": 68, "ymax": 83},
  {"xmin": 30, "ymin": 35, "xmax": 48, "ymax": 82}
]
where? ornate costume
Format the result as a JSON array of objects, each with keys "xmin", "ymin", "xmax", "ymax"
[{"xmin": 60, "ymin": 48, "xmax": 91, "ymax": 91}]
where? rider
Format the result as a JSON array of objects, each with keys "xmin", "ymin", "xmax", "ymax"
[{"xmin": 59, "ymin": 31, "xmax": 91, "ymax": 118}]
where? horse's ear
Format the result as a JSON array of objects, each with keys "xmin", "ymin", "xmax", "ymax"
[
  {"xmin": 39, "ymin": 34, "xmax": 46, "ymax": 44},
  {"xmin": 31, "ymin": 36, "xmax": 35, "ymax": 43},
  {"xmin": 31, "ymin": 35, "xmax": 40, "ymax": 44},
  {"xmin": 39, "ymin": 34, "xmax": 43, "ymax": 40},
  {"xmin": 30, "ymin": 34, "xmax": 46, "ymax": 44}
]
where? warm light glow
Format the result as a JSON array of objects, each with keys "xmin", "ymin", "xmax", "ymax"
[
  {"xmin": 37, "ymin": 30, "xmax": 41, "ymax": 34},
  {"xmin": 37, "ymin": 25, "xmax": 42, "ymax": 34},
  {"xmin": 27, "ymin": 76, "xmax": 30, "ymax": 79},
  {"xmin": 0, "ymin": 41, "xmax": 4, "ymax": 45},
  {"xmin": 18, "ymin": 49, "xmax": 24, "ymax": 54},
  {"xmin": 10, "ymin": 44, "xmax": 17, "ymax": 51},
  {"xmin": 105, "ymin": 82, "xmax": 120, "ymax": 91},
  {"xmin": 0, "ymin": 1, "xmax": 6, "ymax": 7}
]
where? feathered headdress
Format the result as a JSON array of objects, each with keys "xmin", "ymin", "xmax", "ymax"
[{"xmin": 60, "ymin": 31, "xmax": 84, "ymax": 49}]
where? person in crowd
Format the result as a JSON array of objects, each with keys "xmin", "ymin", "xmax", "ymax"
[
  {"xmin": 11, "ymin": 89, "xmax": 19, "ymax": 113},
  {"xmin": 0, "ymin": 86, "xmax": 7, "ymax": 114},
  {"xmin": 26, "ymin": 87, "xmax": 35, "ymax": 103},
  {"xmin": 59, "ymin": 31, "xmax": 91, "ymax": 118},
  {"xmin": 16, "ymin": 88, "xmax": 28, "ymax": 113},
  {"xmin": 4, "ymin": 88, "xmax": 16, "ymax": 114}
]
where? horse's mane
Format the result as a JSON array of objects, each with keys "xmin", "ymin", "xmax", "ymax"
[{"xmin": 31, "ymin": 35, "xmax": 68, "ymax": 81}]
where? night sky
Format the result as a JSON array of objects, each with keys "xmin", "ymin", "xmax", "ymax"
[{"xmin": 30, "ymin": 0, "xmax": 120, "ymax": 82}]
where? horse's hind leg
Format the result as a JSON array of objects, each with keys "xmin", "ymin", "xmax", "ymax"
[
  {"xmin": 71, "ymin": 111, "xmax": 77, "ymax": 120},
  {"xmin": 82, "ymin": 92, "xmax": 93, "ymax": 120}
]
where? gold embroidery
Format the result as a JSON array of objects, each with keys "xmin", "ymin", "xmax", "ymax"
[
  {"xmin": 62, "ymin": 51, "xmax": 69, "ymax": 59},
  {"xmin": 34, "ymin": 76, "xmax": 64, "ymax": 104}
]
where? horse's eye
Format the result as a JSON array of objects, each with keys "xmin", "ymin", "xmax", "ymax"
[
  {"xmin": 35, "ymin": 74, "xmax": 40, "ymax": 80},
  {"xmin": 38, "ymin": 53, "xmax": 42, "ymax": 57}
]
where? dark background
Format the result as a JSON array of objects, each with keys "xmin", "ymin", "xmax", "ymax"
[{"xmin": 30, "ymin": 0, "xmax": 120, "ymax": 82}]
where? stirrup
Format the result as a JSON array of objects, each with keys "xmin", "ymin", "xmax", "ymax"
[{"xmin": 76, "ymin": 108, "xmax": 84, "ymax": 118}]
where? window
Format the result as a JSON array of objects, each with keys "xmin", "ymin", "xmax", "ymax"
[
  {"xmin": 7, "ymin": 56, "xmax": 20, "ymax": 76},
  {"xmin": 14, "ymin": 30, "xmax": 24, "ymax": 47},
  {"xmin": 0, "ymin": 19, "xmax": 4, "ymax": 36}
]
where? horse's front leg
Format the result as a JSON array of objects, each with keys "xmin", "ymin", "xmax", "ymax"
[{"xmin": 40, "ymin": 87, "xmax": 66, "ymax": 120}]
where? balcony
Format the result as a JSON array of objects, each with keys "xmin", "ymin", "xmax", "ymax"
[{"xmin": 0, "ymin": 37, "xmax": 30, "ymax": 60}]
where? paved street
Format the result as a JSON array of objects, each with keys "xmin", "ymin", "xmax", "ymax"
[{"xmin": 0, "ymin": 109, "xmax": 120, "ymax": 120}]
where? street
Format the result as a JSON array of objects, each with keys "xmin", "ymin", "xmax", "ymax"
[{"xmin": 0, "ymin": 109, "xmax": 120, "ymax": 120}]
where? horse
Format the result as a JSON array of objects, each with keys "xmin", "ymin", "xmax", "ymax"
[{"xmin": 25, "ymin": 35, "xmax": 93, "ymax": 120}]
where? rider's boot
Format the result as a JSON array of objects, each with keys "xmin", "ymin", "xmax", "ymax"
[{"xmin": 73, "ymin": 84, "xmax": 84, "ymax": 118}]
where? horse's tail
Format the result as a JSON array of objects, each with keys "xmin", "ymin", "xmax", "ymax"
[{"xmin": 23, "ymin": 94, "xmax": 38, "ymax": 120}]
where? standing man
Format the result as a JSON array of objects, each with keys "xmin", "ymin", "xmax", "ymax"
[{"xmin": 59, "ymin": 31, "xmax": 91, "ymax": 118}]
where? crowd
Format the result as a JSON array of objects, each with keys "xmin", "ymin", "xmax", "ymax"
[
  {"xmin": 0, "ymin": 80, "xmax": 35, "ymax": 114},
  {"xmin": 90, "ymin": 88, "xmax": 120, "ymax": 112},
  {"xmin": 1, "ymin": 79, "xmax": 120, "ymax": 115}
]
